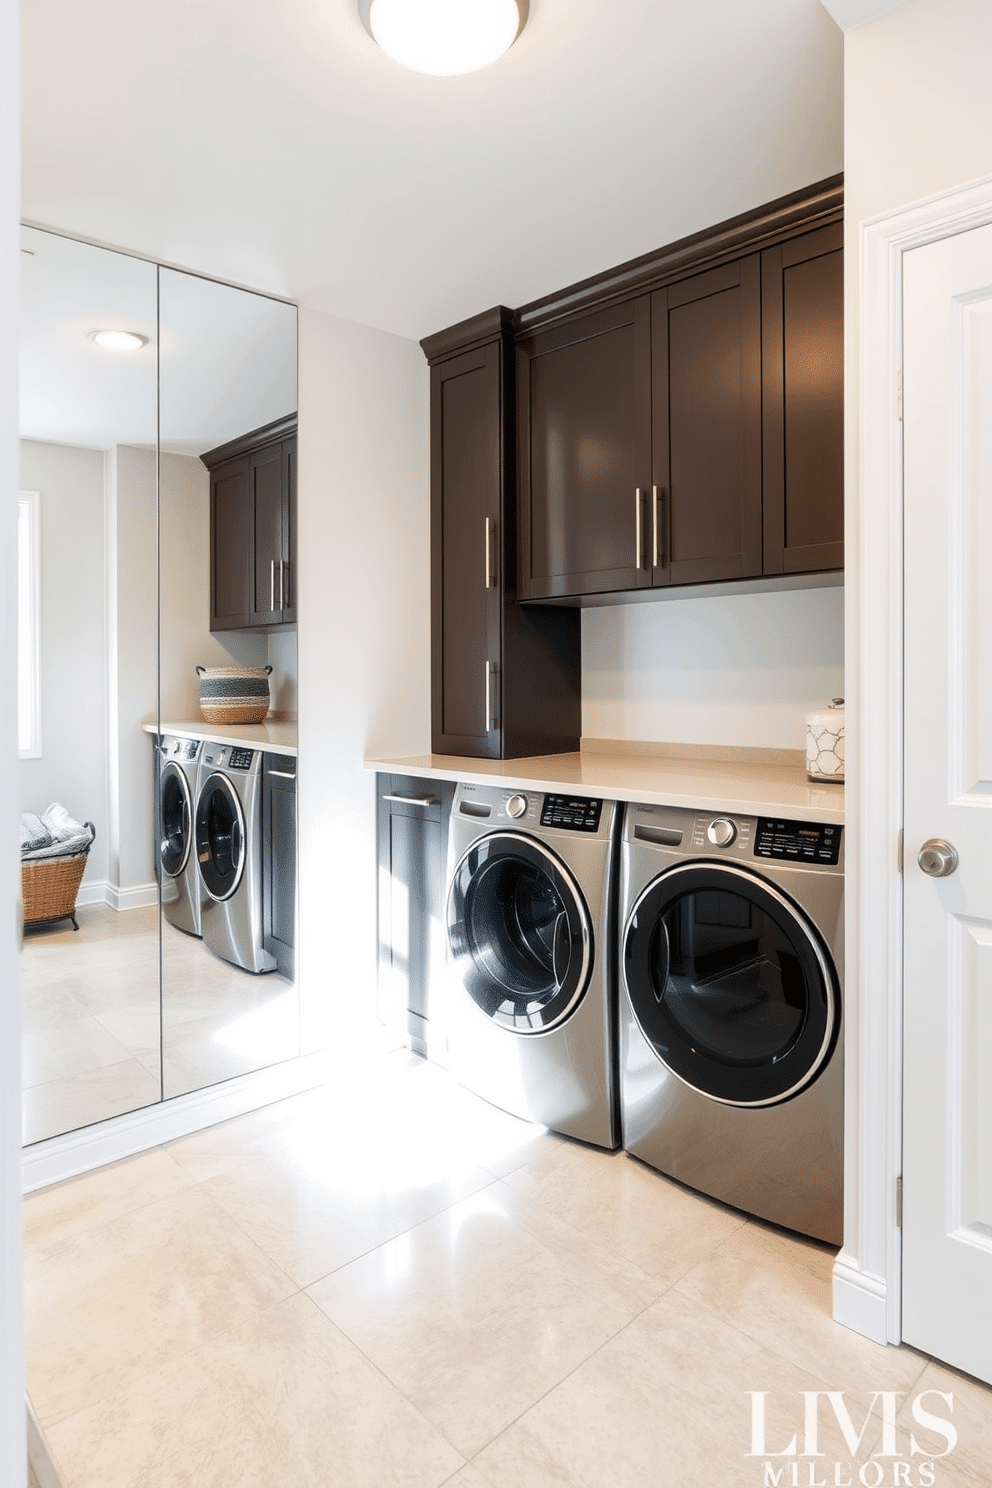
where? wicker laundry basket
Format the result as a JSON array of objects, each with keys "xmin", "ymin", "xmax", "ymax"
[{"xmin": 21, "ymin": 824, "xmax": 96, "ymax": 932}]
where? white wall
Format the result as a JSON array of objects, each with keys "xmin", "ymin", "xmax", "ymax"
[
  {"xmin": 297, "ymin": 307, "xmax": 429, "ymax": 1057},
  {"xmin": 2, "ymin": 0, "xmax": 26, "ymax": 1476},
  {"xmin": 582, "ymin": 585, "xmax": 844, "ymax": 750},
  {"xmin": 18, "ymin": 439, "xmax": 109, "ymax": 886},
  {"xmin": 840, "ymin": 0, "xmax": 992, "ymax": 1332}
]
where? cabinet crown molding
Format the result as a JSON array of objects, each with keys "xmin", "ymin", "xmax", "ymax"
[
  {"xmin": 420, "ymin": 306, "xmax": 515, "ymax": 364},
  {"xmin": 200, "ymin": 412, "xmax": 298, "ymax": 468}
]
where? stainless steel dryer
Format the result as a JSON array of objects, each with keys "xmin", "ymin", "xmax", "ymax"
[
  {"xmin": 195, "ymin": 743, "xmax": 275, "ymax": 974},
  {"xmin": 157, "ymin": 733, "xmax": 203, "ymax": 937},
  {"xmin": 619, "ymin": 803, "xmax": 843, "ymax": 1243},
  {"xmin": 443, "ymin": 781, "xmax": 620, "ymax": 1149}
]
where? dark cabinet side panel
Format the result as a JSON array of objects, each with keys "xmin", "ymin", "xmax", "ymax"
[
  {"xmin": 282, "ymin": 437, "xmax": 297, "ymax": 624},
  {"xmin": 251, "ymin": 443, "xmax": 284, "ymax": 626},
  {"xmin": 431, "ymin": 346, "xmax": 500, "ymax": 757},
  {"xmin": 762, "ymin": 225, "xmax": 844, "ymax": 575},
  {"xmin": 652, "ymin": 258, "xmax": 763, "ymax": 587},
  {"xmin": 519, "ymin": 300, "xmax": 652, "ymax": 599},
  {"xmin": 210, "ymin": 456, "xmax": 252, "ymax": 630},
  {"xmin": 263, "ymin": 755, "xmax": 297, "ymax": 980}
]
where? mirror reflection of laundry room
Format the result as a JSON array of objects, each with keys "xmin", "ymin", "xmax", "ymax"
[{"xmin": 18, "ymin": 227, "xmax": 300, "ymax": 1143}]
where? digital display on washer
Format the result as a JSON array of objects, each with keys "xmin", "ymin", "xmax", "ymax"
[
  {"xmin": 539, "ymin": 794, "xmax": 603, "ymax": 832},
  {"xmin": 755, "ymin": 817, "xmax": 842, "ymax": 865},
  {"xmin": 227, "ymin": 748, "xmax": 254, "ymax": 770}
]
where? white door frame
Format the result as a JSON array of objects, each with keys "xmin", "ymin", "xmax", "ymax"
[{"xmin": 833, "ymin": 170, "xmax": 992, "ymax": 1346}]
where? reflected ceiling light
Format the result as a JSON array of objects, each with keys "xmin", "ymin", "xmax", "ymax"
[
  {"xmin": 360, "ymin": 0, "xmax": 528, "ymax": 76},
  {"xmin": 88, "ymin": 329, "xmax": 149, "ymax": 352}
]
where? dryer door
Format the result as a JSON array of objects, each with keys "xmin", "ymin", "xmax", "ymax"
[
  {"xmin": 195, "ymin": 772, "xmax": 246, "ymax": 902},
  {"xmin": 160, "ymin": 762, "xmax": 192, "ymax": 878},
  {"xmin": 622, "ymin": 863, "xmax": 838, "ymax": 1106},
  {"xmin": 447, "ymin": 832, "xmax": 592, "ymax": 1033}
]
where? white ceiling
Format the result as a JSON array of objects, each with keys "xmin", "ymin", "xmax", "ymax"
[{"xmin": 21, "ymin": 0, "xmax": 844, "ymax": 345}]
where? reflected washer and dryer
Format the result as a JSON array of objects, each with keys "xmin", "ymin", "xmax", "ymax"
[
  {"xmin": 443, "ymin": 781, "xmax": 619, "ymax": 1149},
  {"xmin": 195, "ymin": 743, "xmax": 276, "ymax": 975},
  {"xmin": 157, "ymin": 733, "xmax": 203, "ymax": 937},
  {"xmin": 619, "ymin": 803, "xmax": 844, "ymax": 1244}
]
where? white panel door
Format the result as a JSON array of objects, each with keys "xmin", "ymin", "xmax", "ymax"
[{"xmin": 903, "ymin": 222, "xmax": 992, "ymax": 1384}]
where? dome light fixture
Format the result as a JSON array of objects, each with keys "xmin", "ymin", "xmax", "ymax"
[
  {"xmin": 360, "ymin": 0, "xmax": 528, "ymax": 77},
  {"xmin": 88, "ymin": 329, "xmax": 149, "ymax": 352}
]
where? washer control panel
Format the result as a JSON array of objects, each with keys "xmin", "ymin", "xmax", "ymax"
[
  {"xmin": 755, "ymin": 817, "xmax": 842, "ymax": 865},
  {"xmin": 505, "ymin": 793, "xmax": 528, "ymax": 819},
  {"xmin": 228, "ymin": 747, "xmax": 254, "ymax": 770},
  {"xmin": 692, "ymin": 814, "xmax": 753, "ymax": 854},
  {"xmin": 539, "ymin": 794, "xmax": 604, "ymax": 832}
]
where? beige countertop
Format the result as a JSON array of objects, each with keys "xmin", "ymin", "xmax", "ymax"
[
  {"xmin": 367, "ymin": 740, "xmax": 844, "ymax": 823},
  {"xmin": 143, "ymin": 718, "xmax": 298, "ymax": 757}
]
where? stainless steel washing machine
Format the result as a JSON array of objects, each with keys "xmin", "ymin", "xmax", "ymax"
[
  {"xmin": 619, "ymin": 803, "xmax": 843, "ymax": 1243},
  {"xmin": 443, "ymin": 781, "xmax": 620, "ymax": 1149},
  {"xmin": 195, "ymin": 743, "xmax": 275, "ymax": 974},
  {"xmin": 157, "ymin": 733, "xmax": 203, "ymax": 937}
]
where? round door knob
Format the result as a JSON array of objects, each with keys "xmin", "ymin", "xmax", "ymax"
[
  {"xmin": 917, "ymin": 838, "xmax": 959, "ymax": 878},
  {"xmin": 506, "ymin": 793, "xmax": 528, "ymax": 819},
  {"xmin": 706, "ymin": 818, "xmax": 737, "ymax": 848}
]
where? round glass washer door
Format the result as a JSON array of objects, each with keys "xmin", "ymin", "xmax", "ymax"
[
  {"xmin": 447, "ymin": 831, "xmax": 592, "ymax": 1034},
  {"xmin": 160, "ymin": 761, "xmax": 192, "ymax": 878},
  {"xmin": 195, "ymin": 772, "xmax": 246, "ymax": 902},
  {"xmin": 622, "ymin": 862, "xmax": 839, "ymax": 1107}
]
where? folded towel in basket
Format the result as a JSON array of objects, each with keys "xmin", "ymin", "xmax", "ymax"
[
  {"xmin": 20, "ymin": 804, "xmax": 94, "ymax": 861},
  {"xmin": 19, "ymin": 812, "xmax": 51, "ymax": 854}
]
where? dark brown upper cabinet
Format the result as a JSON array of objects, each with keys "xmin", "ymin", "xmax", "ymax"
[
  {"xmin": 423, "ymin": 310, "xmax": 580, "ymax": 760},
  {"xmin": 201, "ymin": 414, "xmax": 297, "ymax": 632},
  {"xmin": 761, "ymin": 222, "xmax": 844, "ymax": 576},
  {"xmin": 517, "ymin": 299, "xmax": 652, "ymax": 600},
  {"xmin": 515, "ymin": 175, "xmax": 843, "ymax": 603},
  {"xmin": 651, "ymin": 256, "xmax": 763, "ymax": 588}
]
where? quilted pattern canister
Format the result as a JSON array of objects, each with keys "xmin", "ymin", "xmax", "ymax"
[
  {"xmin": 197, "ymin": 665, "xmax": 272, "ymax": 725},
  {"xmin": 805, "ymin": 697, "xmax": 845, "ymax": 782}
]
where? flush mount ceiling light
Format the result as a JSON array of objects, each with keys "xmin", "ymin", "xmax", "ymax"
[
  {"xmin": 87, "ymin": 329, "xmax": 149, "ymax": 352},
  {"xmin": 359, "ymin": 0, "xmax": 528, "ymax": 76}
]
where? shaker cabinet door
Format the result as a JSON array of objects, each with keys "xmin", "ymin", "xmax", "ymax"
[
  {"xmin": 251, "ymin": 441, "xmax": 285, "ymax": 625},
  {"xmin": 762, "ymin": 224, "xmax": 844, "ymax": 575},
  {"xmin": 651, "ymin": 257, "xmax": 763, "ymax": 587},
  {"xmin": 518, "ymin": 299, "xmax": 652, "ymax": 599},
  {"xmin": 210, "ymin": 455, "xmax": 252, "ymax": 630}
]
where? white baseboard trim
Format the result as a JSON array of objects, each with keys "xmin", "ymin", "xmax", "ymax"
[
  {"xmin": 76, "ymin": 880, "xmax": 158, "ymax": 911},
  {"xmin": 832, "ymin": 1250, "xmax": 889, "ymax": 1345},
  {"xmin": 26, "ymin": 1397, "xmax": 62, "ymax": 1488},
  {"xmin": 22, "ymin": 1052, "xmax": 329, "ymax": 1193}
]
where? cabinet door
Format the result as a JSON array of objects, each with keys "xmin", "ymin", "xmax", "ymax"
[
  {"xmin": 518, "ymin": 299, "xmax": 652, "ymax": 599},
  {"xmin": 431, "ymin": 343, "xmax": 502, "ymax": 758},
  {"xmin": 210, "ymin": 454, "xmax": 252, "ymax": 630},
  {"xmin": 250, "ymin": 441, "xmax": 284, "ymax": 625},
  {"xmin": 280, "ymin": 435, "xmax": 297, "ymax": 625},
  {"xmin": 263, "ymin": 755, "xmax": 296, "ymax": 979},
  {"xmin": 651, "ymin": 257, "xmax": 762, "ymax": 587},
  {"xmin": 762, "ymin": 225, "xmax": 844, "ymax": 575}
]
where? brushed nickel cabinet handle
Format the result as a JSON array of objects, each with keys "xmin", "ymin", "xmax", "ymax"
[
  {"xmin": 635, "ymin": 488, "xmax": 644, "ymax": 570},
  {"xmin": 381, "ymin": 793, "xmax": 438, "ymax": 807},
  {"xmin": 485, "ymin": 517, "xmax": 491, "ymax": 589},
  {"xmin": 653, "ymin": 485, "xmax": 666, "ymax": 569},
  {"xmin": 485, "ymin": 660, "xmax": 499, "ymax": 731},
  {"xmin": 269, "ymin": 768, "xmax": 297, "ymax": 780},
  {"xmin": 270, "ymin": 559, "xmax": 276, "ymax": 611}
]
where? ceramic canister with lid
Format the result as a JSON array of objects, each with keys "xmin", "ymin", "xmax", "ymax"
[{"xmin": 805, "ymin": 697, "xmax": 845, "ymax": 782}]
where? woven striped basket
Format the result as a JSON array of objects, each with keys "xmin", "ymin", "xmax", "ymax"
[{"xmin": 196, "ymin": 665, "xmax": 272, "ymax": 725}]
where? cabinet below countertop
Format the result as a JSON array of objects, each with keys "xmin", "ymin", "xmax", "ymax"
[
  {"xmin": 365, "ymin": 742, "xmax": 843, "ymax": 824},
  {"xmin": 143, "ymin": 719, "xmax": 298, "ymax": 757}
]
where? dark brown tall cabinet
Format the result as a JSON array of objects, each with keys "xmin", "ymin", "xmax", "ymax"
[
  {"xmin": 422, "ymin": 309, "xmax": 580, "ymax": 760},
  {"xmin": 201, "ymin": 414, "xmax": 297, "ymax": 632}
]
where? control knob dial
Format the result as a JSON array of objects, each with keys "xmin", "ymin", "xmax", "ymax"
[
  {"xmin": 506, "ymin": 793, "xmax": 528, "ymax": 819},
  {"xmin": 706, "ymin": 817, "xmax": 737, "ymax": 848}
]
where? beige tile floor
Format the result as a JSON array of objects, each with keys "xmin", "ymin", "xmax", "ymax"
[
  {"xmin": 23, "ymin": 1051, "xmax": 992, "ymax": 1488},
  {"xmin": 21, "ymin": 904, "xmax": 297, "ymax": 1144}
]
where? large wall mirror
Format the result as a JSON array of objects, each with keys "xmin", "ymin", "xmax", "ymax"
[{"xmin": 18, "ymin": 226, "xmax": 299, "ymax": 1144}]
